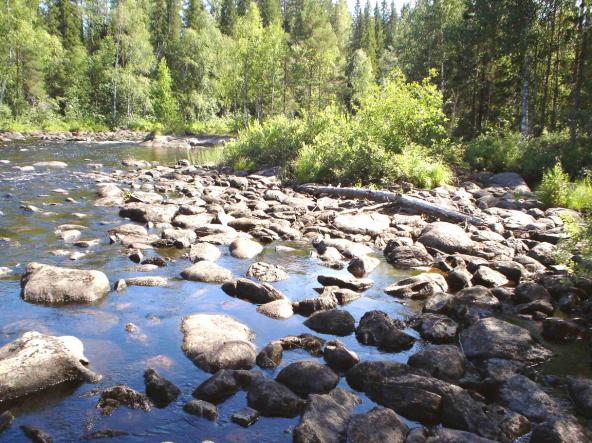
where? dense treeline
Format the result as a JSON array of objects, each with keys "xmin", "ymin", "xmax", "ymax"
[{"xmin": 1, "ymin": 0, "xmax": 590, "ymax": 141}]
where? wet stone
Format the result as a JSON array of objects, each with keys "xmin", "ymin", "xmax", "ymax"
[
  {"xmin": 97, "ymin": 385, "xmax": 151, "ymax": 416},
  {"xmin": 231, "ymin": 407, "xmax": 260, "ymax": 427},
  {"xmin": 20, "ymin": 425, "xmax": 53, "ymax": 443},
  {"xmin": 276, "ymin": 360, "xmax": 339, "ymax": 396},
  {"xmin": 317, "ymin": 274, "xmax": 374, "ymax": 292},
  {"xmin": 144, "ymin": 368, "xmax": 180, "ymax": 408},
  {"xmin": 183, "ymin": 399, "xmax": 218, "ymax": 421},
  {"xmin": 304, "ymin": 309, "xmax": 356, "ymax": 336}
]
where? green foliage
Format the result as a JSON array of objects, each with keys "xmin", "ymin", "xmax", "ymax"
[
  {"xmin": 228, "ymin": 72, "xmax": 453, "ymax": 189},
  {"xmin": 537, "ymin": 162, "xmax": 571, "ymax": 208},
  {"xmin": 464, "ymin": 132, "xmax": 523, "ymax": 173},
  {"xmin": 557, "ymin": 215, "xmax": 592, "ymax": 277},
  {"xmin": 150, "ymin": 59, "xmax": 178, "ymax": 126}
]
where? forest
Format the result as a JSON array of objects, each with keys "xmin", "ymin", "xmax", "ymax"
[{"xmin": 1, "ymin": 0, "xmax": 592, "ymax": 192}]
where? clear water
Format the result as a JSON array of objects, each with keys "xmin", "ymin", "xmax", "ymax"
[{"xmin": 0, "ymin": 141, "xmax": 422, "ymax": 442}]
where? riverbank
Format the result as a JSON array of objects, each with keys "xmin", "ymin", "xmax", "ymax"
[
  {"xmin": 1, "ymin": 140, "xmax": 590, "ymax": 441},
  {"xmin": 0, "ymin": 130, "xmax": 232, "ymax": 148}
]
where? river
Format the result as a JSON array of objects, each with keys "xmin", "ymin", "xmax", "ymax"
[{"xmin": 0, "ymin": 140, "xmax": 420, "ymax": 442}]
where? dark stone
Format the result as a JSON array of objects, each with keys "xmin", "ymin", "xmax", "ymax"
[
  {"xmin": 472, "ymin": 266, "xmax": 509, "ymax": 288},
  {"xmin": 449, "ymin": 286, "xmax": 501, "ymax": 322},
  {"xmin": 384, "ymin": 274, "xmax": 448, "ymax": 300},
  {"xmin": 246, "ymin": 376, "xmax": 305, "ymax": 417},
  {"xmin": 407, "ymin": 345, "xmax": 466, "ymax": 382},
  {"xmin": 0, "ymin": 411, "xmax": 14, "ymax": 433},
  {"xmin": 317, "ymin": 275, "xmax": 374, "ymax": 292},
  {"xmin": 424, "ymin": 427, "xmax": 498, "ymax": 443},
  {"xmin": 566, "ymin": 376, "xmax": 592, "ymax": 418},
  {"xmin": 279, "ymin": 334, "xmax": 326, "ymax": 355},
  {"xmin": 304, "ymin": 309, "xmax": 356, "ymax": 336},
  {"xmin": 416, "ymin": 313, "xmax": 458, "ymax": 343},
  {"xmin": 231, "ymin": 407, "xmax": 260, "ymax": 427},
  {"xmin": 345, "ymin": 361, "xmax": 422, "ymax": 392},
  {"xmin": 514, "ymin": 282, "xmax": 551, "ymax": 304},
  {"xmin": 293, "ymin": 295, "xmax": 337, "ymax": 316},
  {"xmin": 144, "ymin": 368, "xmax": 180, "ymax": 407},
  {"xmin": 355, "ymin": 310, "xmax": 415, "ymax": 351},
  {"xmin": 20, "ymin": 425, "xmax": 53, "ymax": 443},
  {"xmin": 221, "ymin": 278, "xmax": 286, "ymax": 304},
  {"xmin": 293, "ymin": 388, "xmax": 360, "ymax": 443},
  {"xmin": 530, "ymin": 415, "xmax": 589, "ymax": 443},
  {"xmin": 97, "ymin": 385, "xmax": 151, "ymax": 415},
  {"xmin": 347, "ymin": 407, "xmax": 409, "ymax": 443},
  {"xmin": 542, "ymin": 317, "xmax": 588, "ymax": 342},
  {"xmin": 193, "ymin": 369, "xmax": 253, "ymax": 404},
  {"xmin": 183, "ymin": 399, "xmax": 218, "ymax": 421},
  {"xmin": 460, "ymin": 317, "xmax": 551, "ymax": 364},
  {"xmin": 497, "ymin": 375, "xmax": 562, "ymax": 422},
  {"xmin": 141, "ymin": 256, "xmax": 167, "ymax": 267},
  {"xmin": 384, "ymin": 243, "xmax": 433, "ymax": 268},
  {"xmin": 446, "ymin": 268, "xmax": 472, "ymax": 292},
  {"xmin": 256, "ymin": 341, "xmax": 283, "ymax": 368},
  {"xmin": 276, "ymin": 360, "xmax": 339, "ymax": 396},
  {"xmin": 323, "ymin": 340, "xmax": 359, "ymax": 371},
  {"xmin": 83, "ymin": 429, "xmax": 129, "ymax": 440},
  {"xmin": 488, "ymin": 260, "xmax": 527, "ymax": 283},
  {"xmin": 515, "ymin": 299, "xmax": 554, "ymax": 316}
]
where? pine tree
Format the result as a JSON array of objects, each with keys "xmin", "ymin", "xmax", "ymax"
[
  {"xmin": 150, "ymin": 0, "xmax": 168, "ymax": 59},
  {"xmin": 185, "ymin": 0, "xmax": 205, "ymax": 29},
  {"xmin": 219, "ymin": 0, "xmax": 237, "ymax": 34}
]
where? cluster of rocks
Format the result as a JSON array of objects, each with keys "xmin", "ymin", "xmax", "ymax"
[{"xmin": 4, "ymin": 155, "xmax": 592, "ymax": 442}]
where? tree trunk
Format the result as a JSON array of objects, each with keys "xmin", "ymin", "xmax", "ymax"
[{"xmin": 298, "ymin": 184, "xmax": 487, "ymax": 226}]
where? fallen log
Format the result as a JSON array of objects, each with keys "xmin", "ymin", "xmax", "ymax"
[{"xmin": 298, "ymin": 184, "xmax": 486, "ymax": 226}]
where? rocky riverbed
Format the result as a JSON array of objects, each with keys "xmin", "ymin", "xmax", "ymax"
[{"xmin": 0, "ymin": 139, "xmax": 591, "ymax": 442}]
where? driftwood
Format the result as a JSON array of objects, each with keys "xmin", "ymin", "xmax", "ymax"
[{"xmin": 298, "ymin": 184, "xmax": 486, "ymax": 226}]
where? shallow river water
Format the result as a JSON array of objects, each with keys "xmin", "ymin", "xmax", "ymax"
[
  {"xmin": 2, "ymin": 140, "xmax": 592, "ymax": 442},
  {"xmin": 0, "ymin": 140, "xmax": 425, "ymax": 442}
]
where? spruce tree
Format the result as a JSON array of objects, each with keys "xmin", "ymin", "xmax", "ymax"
[{"xmin": 151, "ymin": 58, "xmax": 178, "ymax": 125}]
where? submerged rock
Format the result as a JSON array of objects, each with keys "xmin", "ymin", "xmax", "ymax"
[
  {"xmin": 222, "ymin": 278, "xmax": 286, "ymax": 304},
  {"xmin": 20, "ymin": 425, "xmax": 53, "ymax": 443},
  {"xmin": 97, "ymin": 385, "xmax": 151, "ymax": 415},
  {"xmin": 323, "ymin": 340, "xmax": 359, "ymax": 372},
  {"xmin": 231, "ymin": 407, "xmax": 260, "ymax": 427},
  {"xmin": 181, "ymin": 314, "xmax": 256, "ymax": 372},
  {"xmin": 21, "ymin": 263, "xmax": 110, "ymax": 304},
  {"xmin": 0, "ymin": 332, "xmax": 100, "ymax": 403},
  {"xmin": 247, "ymin": 261, "xmax": 289, "ymax": 282},
  {"xmin": 317, "ymin": 274, "xmax": 374, "ymax": 292},
  {"xmin": 183, "ymin": 399, "xmax": 218, "ymax": 421}
]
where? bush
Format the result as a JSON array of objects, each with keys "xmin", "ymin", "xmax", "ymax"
[
  {"xmin": 558, "ymin": 215, "xmax": 592, "ymax": 277},
  {"xmin": 464, "ymin": 132, "xmax": 523, "ymax": 172},
  {"xmin": 393, "ymin": 144, "xmax": 453, "ymax": 188},
  {"xmin": 570, "ymin": 179, "xmax": 592, "ymax": 211},
  {"xmin": 537, "ymin": 162, "xmax": 571, "ymax": 208}
]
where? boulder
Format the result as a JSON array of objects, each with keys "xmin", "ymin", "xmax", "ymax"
[
  {"xmin": 172, "ymin": 213, "xmax": 214, "ymax": 229},
  {"xmin": 256, "ymin": 299, "xmax": 294, "ymax": 319},
  {"xmin": 498, "ymin": 375, "xmax": 562, "ymax": 422},
  {"xmin": 183, "ymin": 399, "xmax": 218, "ymax": 421},
  {"xmin": 276, "ymin": 361, "xmax": 339, "ymax": 396},
  {"xmin": 144, "ymin": 368, "xmax": 180, "ymax": 408},
  {"xmin": 193, "ymin": 369, "xmax": 253, "ymax": 403},
  {"xmin": 528, "ymin": 242, "xmax": 556, "ymax": 266},
  {"xmin": 355, "ymin": 310, "xmax": 415, "ymax": 352},
  {"xmin": 180, "ymin": 261, "xmax": 232, "ymax": 283},
  {"xmin": 231, "ymin": 407, "xmax": 260, "ymax": 427},
  {"xmin": 97, "ymin": 385, "xmax": 151, "ymax": 415},
  {"xmin": 293, "ymin": 388, "xmax": 360, "ymax": 443},
  {"xmin": 293, "ymin": 295, "xmax": 338, "ymax": 316},
  {"xmin": 256, "ymin": 342, "xmax": 284, "ymax": 369},
  {"xmin": 488, "ymin": 172, "xmax": 531, "ymax": 193},
  {"xmin": 21, "ymin": 263, "xmax": 110, "ymax": 304},
  {"xmin": 247, "ymin": 376, "xmax": 305, "ymax": 417},
  {"xmin": 407, "ymin": 345, "xmax": 466, "ymax": 382},
  {"xmin": 384, "ymin": 242, "xmax": 433, "ymax": 269},
  {"xmin": 317, "ymin": 274, "xmax": 374, "ymax": 292},
  {"xmin": 347, "ymin": 255, "xmax": 380, "ymax": 278},
  {"xmin": 189, "ymin": 243, "xmax": 221, "ymax": 262},
  {"xmin": 20, "ymin": 425, "xmax": 53, "ymax": 443},
  {"xmin": 446, "ymin": 267, "xmax": 472, "ymax": 292},
  {"xmin": 347, "ymin": 408, "xmax": 409, "ymax": 443},
  {"xmin": 415, "ymin": 313, "xmax": 458, "ymax": 343},
  {"xmin": 124, "ymin": 276, "xmax": 168, "ymax": 287},
  {"xmin": 531, "ymin": 415, "xmax": 589, "ymax": 443},
  {"xmin": 304, "ymin": 309, "xmax": 356, "ymax": 336},
  {"xmin": 460, "ymin": 317, "xmax": 551, "ymax": 363},
  {"xmin": 0, "ymin": 332, "xmax": 100, "ymax": 403},
  {"xmin": 229, "ymin": 238, "xmax": 263, "ymax": 259},
  {"xmin": 323, "ymin": 340, "xmax": 359, "ymax": 372},
  {"xmin": 384, "ymin": 273, "xmax": 447, "ymax": 300},
  {"xmin": 120, "ymin": 203, "xmax": 178, "ymax": 224},
  {"xmin": 345, "ymin": 360, "xmax": 421, "ymax": 392},
  {"xmin": 515, "ymin": 282, "xmax": 551, "ymax": 304},
  {"xmin": 247, "ymin": 262, "xmax": 288, "ymax": 282},
  {"xmin": 566, "ymin": 376, "xmax": 592, "ymax": 418},
  {"xmin": 418, "ymin": 222, "xmax": 475, "ymax": 254},
  {"xmin": 424, "ymin": 427, "xmax": 498, "ymax": 443},
  {"xmin": 181, "ymin": 314, "xmax": 256, "ymax": 372},
  {"xmin": 472, "ymin": 266, "xmax": 509, "ymax": 288},
  {"xmin": 334, "ymin": 212, "xmax": 390, "ymax": 236},
  {"xmin": 222, "ymin": 278, "xmax": 286, "ymax": 304}
]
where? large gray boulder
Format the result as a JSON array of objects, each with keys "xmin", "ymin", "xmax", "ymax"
[
  {"xmin": 460, "ymin": 317, "xmax": 551, "ymax": 363},
  {"xmin": 181, "ymin": 314, "xmax": 256, "ymax": 372},
  {"xmin": 488, "ymin": 172, "xmax": 531, "ymax": 193},
  {"xmin": 418, "ymin": 222, "xmax": 475, "ymax": 254},
  {"xmin": 180, "ymin": 261, "xmax": 232, "ymax": 283},
  {"xmin": 276, "ymin": 361, "xmax": 339, "ymax": 396},
  {"xmin": 21, "ymin": 262, "xmax": 110, "ymax": 304},
  {"xmin": 334, "ymin": 212, "xmax": 390, "ymax": 236},
  {"xmin": 347, "ymin": 408, "xmax": 409, "ymax": 443},
  {"xmin": 229, "ymin": 238, "xmax": 263, "ymax": 259},
  {"xmin": 0, "ymin": 331, "xmax": 101, "ymax": 403},
  {"xmin": 119, "ymin": 203, "xmax": 178, "ymax": 224},
  {"xmin": 294, "ymin": 388, "xmax": 360, "ymax": 443}
]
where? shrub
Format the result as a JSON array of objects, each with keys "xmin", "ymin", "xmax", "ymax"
[
  {"xmin": 464, "ymin": 132, "xmax": 523, "ymax": 172},
  {"xmin": 570, "ymin": 178, "xmax": 592, "ymax": 211},
  {"xmin": 393, "ymin": 144, "xmax": 453, "ymax": 188},
  {"xmin": 537, "ymin": 162, "xmax": 571, "ymax": 208},
  {"xmin": 557, "ymin": 215, "xmax": 592, "ymax": 277}
]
